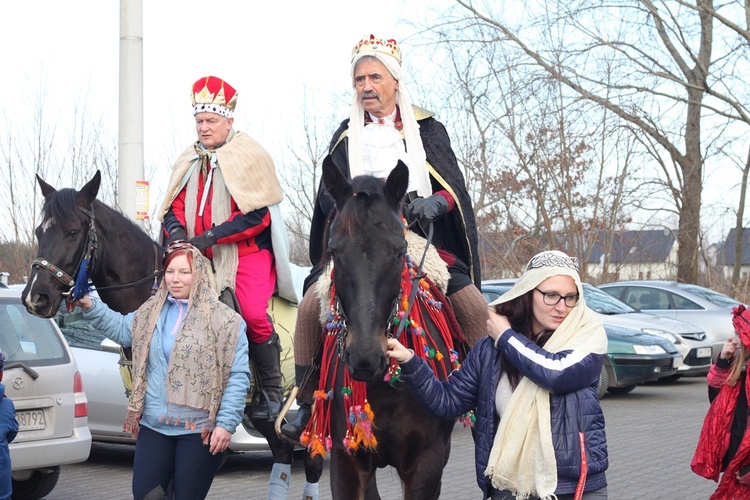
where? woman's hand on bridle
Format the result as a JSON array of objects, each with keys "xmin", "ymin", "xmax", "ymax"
[{"xmin": 75, "ymin": 295, "xmax": 93, "ymax": 311}]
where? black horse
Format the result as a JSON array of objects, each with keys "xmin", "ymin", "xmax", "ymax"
[
  {"xmin": 313, "ymin": 156, "xmax": 461, "ymax": 499},
  {"xmin": 19, "ymin": 171, "xmax": 316, "ymax": 486}
]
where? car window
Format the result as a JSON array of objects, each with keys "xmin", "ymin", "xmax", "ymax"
[
  {"xmin": 667, "ymin": 291, "xmax": 702, "ymax": 310},
  {"xmin": 0, "ymin": 299, "xmax": 68, "ymax": 364},
  {"xmin": 602, "ymin": 286, "xmax": 623, "ymax": 299},
  {"xmin": 679, "ymin": 284, "xmax": 741, "ymax": 308},
  {"xmin": 56, "ymin": 310, "xmax": 109, "ymax": 351},
  {"xmin": 582, "ymin": 284, "xmax": 637, "ymax": 314},
  {"xmin": 625, "ymin": 288, "xmax": 670, "ymax": 310}
]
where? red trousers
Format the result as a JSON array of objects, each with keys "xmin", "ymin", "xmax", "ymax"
[{"xmin": 235, "ymin": 249, "xmax": 275, "ymax": 343}]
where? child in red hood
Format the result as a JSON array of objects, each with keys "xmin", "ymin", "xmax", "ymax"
[{"xmin": 693, "ymin": 304, "xmax": 750, "ymax": 499}]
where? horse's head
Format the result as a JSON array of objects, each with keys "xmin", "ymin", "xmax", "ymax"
[
  {"xmin": 22, "ymin": 171, "xmax": 101, "ymax": 318},
  {"xmin": 323, "ymin": 155, "xmax": 409, "ymax": 381}
]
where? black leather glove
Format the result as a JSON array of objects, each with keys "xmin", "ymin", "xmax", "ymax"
[
  {"xmin": 405, "ymin": 194, "xmax": 450, "ymax": 226},
  {"xmin": 189, "ymin": 230, "xmax": 217, "ymax": 252},
  {"xmin": 166, "ymin": 226, "xmax": 188, "ymax": 244}
]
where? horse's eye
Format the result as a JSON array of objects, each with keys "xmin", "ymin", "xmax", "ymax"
[{"xmin": 67, "ymin": 229, "xmax": 79, "ymax": 238}]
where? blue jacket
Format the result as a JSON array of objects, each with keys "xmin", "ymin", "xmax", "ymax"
[
  {"xmin": 399, "ymin": 331, "xmax": 608, "ymax": 499},
  {"xmin": 0, "ymin": 384, "xmax": 17, "ymax": 500},
  {"xmin": 83, "ymin": 298, "xmax": 250, "ymax": 435}
]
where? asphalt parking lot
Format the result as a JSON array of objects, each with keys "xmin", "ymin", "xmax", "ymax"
[{"xmin": 43, "ymin": 376, "xmax": 716, "ymax": 499}]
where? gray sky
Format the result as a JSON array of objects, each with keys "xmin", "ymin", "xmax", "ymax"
[{"xmin": 2, "ymin": 0, "xmax": 441, "ymax": 214}]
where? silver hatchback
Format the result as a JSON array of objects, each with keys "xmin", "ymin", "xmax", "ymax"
[{"xmin": 0, "ymin": 286, "xmax": 91, "ymax": 500}]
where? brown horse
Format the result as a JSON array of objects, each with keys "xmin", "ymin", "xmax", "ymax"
[{"xmin": 308, "ymin": 156, "xmax": 463, "ymax": 499}]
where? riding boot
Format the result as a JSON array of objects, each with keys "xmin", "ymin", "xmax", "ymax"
[
  {"xmin": 247, "ymin": 332, "xmax": 284, "ymax": 421},
  {"xmin": 280, "ymin": 364, "xmax": 316, "ymax": 442}
]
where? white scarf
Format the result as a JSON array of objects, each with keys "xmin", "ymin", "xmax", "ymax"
[{"xmin": 348, "ymin": 53, "xmax": 432, "ymax": 197}]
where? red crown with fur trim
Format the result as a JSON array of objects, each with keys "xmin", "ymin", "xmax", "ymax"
[
  {"xmin": 351, "ymin": 34, "xmax": 402, "ymax": 65},
  {"xmin": 191, "ymin": 76, "xmax": 238, "ymax": 118}
]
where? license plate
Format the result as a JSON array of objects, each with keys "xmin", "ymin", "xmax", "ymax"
[
  {"xmin": 697, "ymin": 347, "xmax": 712, "ymax": 359},
  {"xmin": 16, "ymin": 410, "xmax": 47, "ymax": 431},
  {"xmin": 673, "ymin": 356, "xmax": 683, "ymax": 368}
]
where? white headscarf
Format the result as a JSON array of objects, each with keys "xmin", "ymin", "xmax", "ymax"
[{"xmin": 348, "ymin": 36, "xmax": 432, "ymax": 197}]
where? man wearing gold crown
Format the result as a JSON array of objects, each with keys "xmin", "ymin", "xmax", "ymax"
[
  {"xmin": 157, "ymin": 76, "xmax": 299, "ymax": 499},
  {"xmin": 281, "ymin": 35, "xmax": 488, "ymax": 442}
]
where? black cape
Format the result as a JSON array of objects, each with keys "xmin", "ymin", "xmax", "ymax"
[{"xmin": 305, "ymin": 107, "xmax": 481, "ymax": 293}]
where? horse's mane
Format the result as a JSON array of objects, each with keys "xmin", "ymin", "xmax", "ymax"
[{"xmin": 43, "ymin": 188, "xmax": 155, "ymax": 244}]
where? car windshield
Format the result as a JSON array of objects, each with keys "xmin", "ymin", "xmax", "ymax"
[
  {"xmin": 583, "ymin": 284, "xmax": 637, "ymax": 314},
  {"xmin": 679, "ymin": 284, "xmax": 741, "ymax": 308},
  {"xmin": 0, "ymin": 298, "xmax": 69, "ymax": 365}
]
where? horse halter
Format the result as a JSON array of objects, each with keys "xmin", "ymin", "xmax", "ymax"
[{"xmin": 32, "ymin": 206, "xmax": 98, "ymax": 299}]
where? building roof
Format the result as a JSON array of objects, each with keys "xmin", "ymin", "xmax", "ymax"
[
  {"xmin": 587, "ymin": 229, "xmax": 676, "ymax": 264},
  {"xmin": 717, "ymin": 228, "xmax": 750, "ymax": 266}
]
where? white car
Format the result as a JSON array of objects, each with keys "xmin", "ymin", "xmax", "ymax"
[
  {"xmin": 599, "ymin": 281, "xmax": 741, "ymax": 361},
  {"xmin": 0, "ymin": 285, "xmax": 91, "ymax": 500},
  {"xmin": 56, "ymin": 296, "xmax": 299, "ymax": 452}
]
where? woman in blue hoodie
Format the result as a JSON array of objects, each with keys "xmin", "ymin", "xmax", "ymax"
[
  {"xmin": 388, "ymin": 250, "xmax": 609, "ymax": 500},
  {"xmin": 76, "ymin": 241, "xmax": 250, "ymax": 500}
]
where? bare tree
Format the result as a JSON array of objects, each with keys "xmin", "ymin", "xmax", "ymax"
[
  {"xmin": 415, "ymin": 27, "xmax": 639, "ymax": 279},
  {"xmin": 277, "ymin": 88, "xmax": 346, "ymax": 265},
  {"xmin": 440, "ymin": 0, "xmax": 717, "ymax": 283}
]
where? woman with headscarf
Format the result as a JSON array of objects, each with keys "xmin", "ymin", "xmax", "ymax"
[
  {"xmin": 75, "ymin": 241, "xmax": 250, "ymax": 500},
  {"xmin": 387, "ymin": 250, "xmax": 609, "ymax": 499},
  {"xmin": 692, "ymin": 305, "xmax": 750, "ymax": 499}
]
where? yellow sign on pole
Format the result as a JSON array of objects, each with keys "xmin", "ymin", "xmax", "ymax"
[{"xmin": 135, "ymin": 181, "xmax": 149, "ymax": 220}]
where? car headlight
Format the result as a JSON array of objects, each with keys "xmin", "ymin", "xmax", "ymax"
[
  {"xmin": 641, "ymin": 329, "xmax": 682, "ymax": 344},
  {"xmin": 633, "ymin": 344, "xmax": 667, "ymax": 355}
]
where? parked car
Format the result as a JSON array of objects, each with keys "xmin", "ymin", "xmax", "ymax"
[
  {"xmin": 0, "ymin": 286, "xmax": 91, "ymax": 500},
  {"xmin": 482, "ymin": 279, "xmax": 712, "ymax": 379},
  {"xmin": 481, "ymin": 282, "xmax": 682, "ymax": 397},
  {"xmin": 599, "ymin": 280, "xmax": 741, "ymax": 361},
  {"xmin": 55, "ymin": 296, "xmax": 299, "ymax": 452}
]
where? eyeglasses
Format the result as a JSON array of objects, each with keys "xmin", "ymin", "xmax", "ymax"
[{"xmin": 534, "ymin": 288, "xmax": 580, "ymax": 308}]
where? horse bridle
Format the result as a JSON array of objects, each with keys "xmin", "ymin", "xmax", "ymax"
[
  {"xmin": 32, "ymin": 206, "xmax": 98, "ymax": 299},
  {"xmin": 32, "ymin": 205, "xmax": 162, "ymax": 300},
  {"xmin": 330, "ymin": 221, "xmax": 435, "ymax": 354}
]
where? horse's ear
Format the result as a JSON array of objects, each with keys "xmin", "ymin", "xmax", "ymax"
[
  {"xmin": 322, "ymin": 155, "xmax": 352, "ymax": 209},
  {"xmin": 36, "ymin": 174, "xmax": 57, "ymax": 199},
  {"xmin": 77, "ymin": 170, "xmax": 102, "ymax": 207},
  {"xmin": 385, "ymin": 161, "xmax": 409, "ymax": 208}
]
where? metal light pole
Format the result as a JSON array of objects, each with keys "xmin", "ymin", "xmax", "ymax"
[{"xmin": 118, "ymin": 0, "xmax": 146, "ymax": 226}]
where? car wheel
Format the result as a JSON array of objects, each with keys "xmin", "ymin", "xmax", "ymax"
[
  {"xmin": 11, "ymin": 466, "xmax": 61, "ymax": 500},
  {"xmin": 608, "ymin": 385, "xmax": 637, "ymax": 394},
  {"xmin": 596, "ymin": 366, "xmax": 609, "ymax": 399}
]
